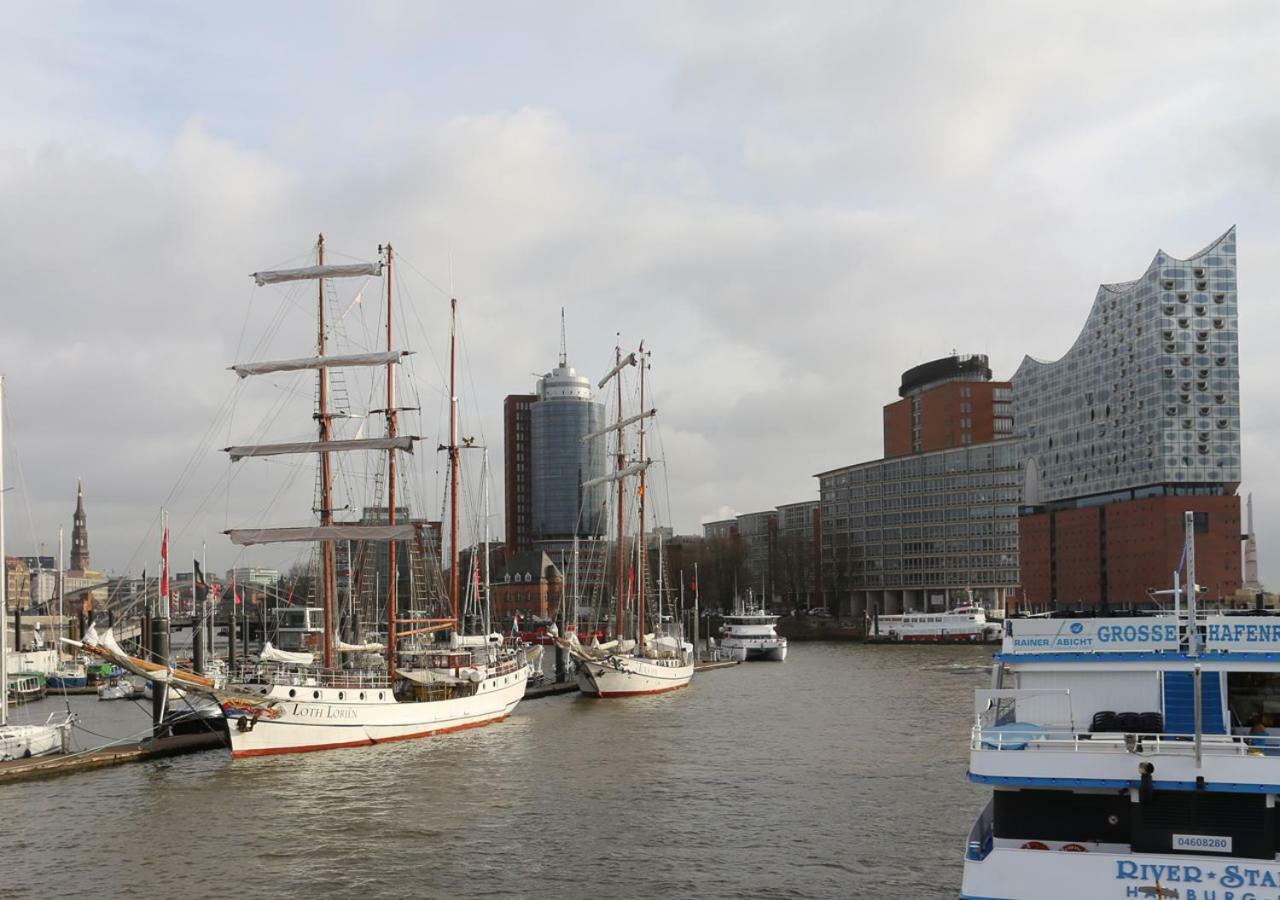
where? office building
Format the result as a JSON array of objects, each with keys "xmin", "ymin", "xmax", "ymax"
[{"xmin": 503, "ymin": 393, "xmax": 535, "ymax": 553}]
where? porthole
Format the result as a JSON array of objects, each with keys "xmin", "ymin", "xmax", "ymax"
[
  {"xmin": 313, "ymin": 690, "xmax": 320, "ymax": 699},
  {"xmin": 338, "ymin": 691, "xmax": 345, "ymax": 700},
  {"xmin": 360, "ymin": 692, "xmax": 366, "ymax": 700},
  {"xmin": 379, "ymin": 692, "xmax": 384, "ymax": 700},
  {"xmin": 289, "ymin": 688, "xmax": 297, "ymax": 698}
]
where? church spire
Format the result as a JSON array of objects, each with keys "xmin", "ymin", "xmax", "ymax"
[{"xmin": 70, "ymin": 479, "xmax": 90, "ymax": 573}]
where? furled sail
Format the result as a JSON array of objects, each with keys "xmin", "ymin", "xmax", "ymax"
[
  {"xmin": 226, "ymin": 524, "xmax": 419, "ymax": 546},
  {"xmin": 252, "ymin": 263, "xmax": 382, "ymax": 286},
  {"xmin": 260, "ymin": 642, "xmax": 315, "ymax": 666},
  {"xmin": 226, "ymin": 436, "xmax": 416, "ymax": 461},
  {"xmin": 582, "ymin": 408, "xmax": 656, "ymax": 442},
  {"xmin": 582, "ymin": 460, "xmax": 651, "ymax": 488},
  {"xmin": 232, "ymin": 350, "xmax": 410, "ymax": 378},
  {"xmin": 597, "ymin": 352, "xmax": 637, "ymax": 389},
  {"xmin": 335, "ymin": 638, "xmax": 386, "ymax": 653}
]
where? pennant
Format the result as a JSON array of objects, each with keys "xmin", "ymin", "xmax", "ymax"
[{"xmin": 160, "ymin": 525, "xmax": 170, "ymax": 599}]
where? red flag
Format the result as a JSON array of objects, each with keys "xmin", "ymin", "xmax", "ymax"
[
  {"xmin": 232, "ymin": 571, "xmax": 242, "ymax": 606},
  {"xmin": 160, "ymin": 525, "xmax": 170, "ymax": 600},
  {"xmin": 285, "ymin": 584, "xmax": 295, "ymax": 606},
  {"xmin": 627, "ymin": 566, "xmax": 635, "ymax": 601}
]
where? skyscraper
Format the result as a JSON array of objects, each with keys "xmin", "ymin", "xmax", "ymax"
[
  {"xmin": 503, "ymin": 393, "xmax": 535, "ymax": 553},
  {"xmin": 1014, "ymin": 227, "xmax": 1242, "ymax": 606},
  {"xmin": 529, "ymin": 333, "xmax": 607, "ymax": 543}
]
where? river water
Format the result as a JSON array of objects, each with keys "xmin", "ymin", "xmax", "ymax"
[{"xmin": 4, "ymin": 643, "xmax": 991, "ymax": 899}]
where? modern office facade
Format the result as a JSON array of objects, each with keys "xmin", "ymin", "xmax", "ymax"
[
  {"xmin": 776, "ymin": 500, "xmax": 822, "ymax": 610},
  {"xmin": 503, "ymin": 393, "xmax": 535, "ymax": 553},
  {"xmin": 818, "ymin": 440, "xmax": 1022, "ymax": 617},
  {"xmin": 1014, "ymin": 227, "xmax": 1242, "ymax": 606},
  {"xmin": 529, "ymin": 354, "xmax": 608, "ymax": 544}
]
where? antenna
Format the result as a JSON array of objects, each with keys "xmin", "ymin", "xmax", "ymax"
[{"xmin": 559, "ymin": 307, "xmax": 567, "ymax": 368}]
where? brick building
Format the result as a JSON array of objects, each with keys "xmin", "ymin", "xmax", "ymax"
[{"xmin": 883, "ymin": 355, "xmax": 1013, "ymax": 457}]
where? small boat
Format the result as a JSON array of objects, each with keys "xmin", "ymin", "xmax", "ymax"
[
  {"xmin": 46, "ymin": 661, "xmax": 88, "ymax": 689},
  {"xmin": 1, "ymin": 713, "xmax": 74, "ymax": 760},
  {"xmin": 720, "ymin": 591, "xmax": 787, "ymax": 661},
  {"xmin": 96, "ymin": 675, "xmax": 137, "ymax": 701},
  {"xmin": 6, "ymin": 673, "xmax": 47, "ymax": 704}
]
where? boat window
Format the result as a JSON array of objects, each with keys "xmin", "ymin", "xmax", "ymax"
[
  {"xmin": 1226, "ymin": 671, "xmax": 1280, "ymax": 731},
  {"xmin": 289, "ymin": 688, "xmax": 296, "ymax": 698},
  {"xmin": 359, "ymin": 692, "xmax": 365, "ymax": 700}
]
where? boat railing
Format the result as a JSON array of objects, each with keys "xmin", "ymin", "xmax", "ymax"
[
  {"xmin": 975, "ymin": 688, "xmax": 1075, "ymax": 732},
  {"xmin": 965, "ymin": 798, "xmax": 995, "ymax": 862},
  {"xmin": 972, "ymin": 724, "xmax": 1280, "ymax": 758}
]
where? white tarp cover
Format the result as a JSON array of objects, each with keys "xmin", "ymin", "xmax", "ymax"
[
  {"xmin": 232, "ymin": 350, "xmax": 408, "ymax": 378},
  {"xmin": 398, "ymin": 668, "xmax": 470, "ymax": 686},
  {"xmin": 227, "ymin": 436, "xmax": 415, "ymax": 461},
  {"xmin": 252, "ymin": 263, "xmax": 382, "ymax": 286},
  {"xmin": 259, "ymin": 642, "xmax": 315, "ymax": 666},
  {"xmin": 227, "ymin": 524, "xmax": 419, "ymax": 546},
  {"xmin": 335, "ymin": 639, "xmax": 386, "ymax": 652}
]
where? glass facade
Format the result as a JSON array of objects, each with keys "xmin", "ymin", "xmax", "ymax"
[
  {"xmin": 1013, "ymin": 228, "xmax": 1240, "ymax": 503},
  {"xmin": 530, "ymin": 372, "xmax": 607, "ymax": 540},
  {"xmin": 818, "ymin": 440, "xmax": 1022, "ymax": 611}
]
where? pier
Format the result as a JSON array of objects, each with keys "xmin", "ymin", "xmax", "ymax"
[{"xmin": 0, "ymin": 731, "xmax": 226, "ymax": 785}]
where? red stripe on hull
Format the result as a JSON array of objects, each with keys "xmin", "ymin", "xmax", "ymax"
[
  {"xmin": 229, "ymin": 713, "xmax": 510, "ymax": 759},
  {"xmin": 590, "ymin": 683, "xmax": 690, "ymax": 698}
]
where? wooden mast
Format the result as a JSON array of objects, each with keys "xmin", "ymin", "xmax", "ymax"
[
  {"xmin": 636, "ymin": 344, "xmax": 646, "ymax": 648},
  {"xmin": 614, "ymin": 342, "xmax": 625, "ymax": 642},
  {"xmin": 385, "ymin": 243, "xmax": 398, "ymax": 679},
  {"xmin": 449, "ymin": 297, "xmax": 460, "ymax": 632},
  {"xmin": 317, "ymin": 233, "xmax": 336, "ymax": 670}
]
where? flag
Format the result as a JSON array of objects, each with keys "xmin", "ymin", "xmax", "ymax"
[
  {"xmin": 194, "ymin": 558, "xmax": 208, "ymax": 604},
  {"xmin": 512, "ymin": 613, "xmax": 520, "ymax": 636},
  {"xmin": 232, "ymin": 571, "xmax": 242, "ymax": 606},
  {"xmin": 285, "ymin": 584, "xmax": 295, "ymax": 606},
  {"xmin": 160, "ymin": 525, "xmax": 170, "ymax": 600}
]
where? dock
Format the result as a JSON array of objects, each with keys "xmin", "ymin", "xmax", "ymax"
[
  {"xmin": 695, "ymin": 659, "xmax": 740, "ymax": 672},
  {"xmin": 0, "ymin": 731, "xmax": 227, "ymax": 785}
]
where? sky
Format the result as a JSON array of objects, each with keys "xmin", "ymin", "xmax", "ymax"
[{"xmin": 1, "ymin": 2, "xmax": 1277, "ymax": 583}]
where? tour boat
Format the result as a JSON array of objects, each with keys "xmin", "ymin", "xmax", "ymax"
[
  {"xmin": 96, "ymin": 674, "xmax": 137, "ymax": 701},
  {"xmin": 562, "ymin": 342, "xmax": 694, "ymax": 697},
  {"xmin": 960, "ymin": 512, "xmax": 1280, "ymax": 899},
  {"xmin": 46, "ymin": 662, "xmax": 88, "ymax": 690},
  {"xmin": 720, "ymin": 592, "xmax": 787, "ymax": 661},
  {"xmin": 79, "ymin": 238, "xmax": 529, "ymax": 757},
  {"xmin": 0, "ymin": 375, "xmax": 74, "ymax": 761},
  {"xmin": 868, "ymin": 605, "xmax": 1002, "ymax": 644}
]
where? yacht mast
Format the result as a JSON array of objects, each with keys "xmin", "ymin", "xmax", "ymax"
[
  {"xmin": 614, "ymin": 343, "xmax": 625, "ymax": 642},
  {"xmin": 1, "ymin": 375, "xmax": 8, "ymax": 727},
  {"xmin": 385, "ymin": 243, "xmax": 398, "ymax": 679},
  {"xmin": 636, "ymin": 346, "xmax": 647, "ymax": 648},
  {"xmin": 316, "ymin": 234, "xmax": 336, "ymax": 670},
  {"xmin": 449, "ymin": 297, "xmax": 460, "ymax": 633}
]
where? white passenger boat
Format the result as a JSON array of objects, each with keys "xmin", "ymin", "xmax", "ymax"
[
  {"xmin": 96, "ymin": 675, "xmax": 137, "ymax": 701},
  {"xmin": 720, "ymin": 592, "xmax": 787, "ymax": 661},
  {"xmin": 870, "ymin": 605, "xmax": 1002, "ymax": 644},
  {"xmin": 961, "ymin": 513, "xmax": 1280, "ymax": 899}
]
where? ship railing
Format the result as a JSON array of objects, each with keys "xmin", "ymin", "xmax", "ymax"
[
  {"xmin": 965, "ymin": 798, "xmax": 995, "ymax": 862},
  {"xmin": 975, "ymin": 688, "xmax": 1075, "ymax": 732},
  {"xmin": 972, "ymin": 724, "xmax": 1280, "ymax": 758},
  {"xmin": 247, "ymin": 665, "xmax": 392, "ymax": 689}
]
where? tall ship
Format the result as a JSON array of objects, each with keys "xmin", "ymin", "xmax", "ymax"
[
  {"xmin": 79, "ymin": 237, "xmax": 528, "ymax": 757},
  {"xmin": 961, "ymin": 512, "xmax": 1280, "ymax": 898},
  {"xmin": 561, "ymin": 342, "xmax": 695, "ymax": 697},
  {"xmin": 719, "ymin": 591, "xmax": 787, "ymax": 661}
]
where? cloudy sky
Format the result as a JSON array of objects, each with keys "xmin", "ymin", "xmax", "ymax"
[{"xmin": 1, "ymin": 2, "xmax": 1277, "ymax": 582}]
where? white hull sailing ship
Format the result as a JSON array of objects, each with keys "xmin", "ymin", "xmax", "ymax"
[
  {"xmin": 562, "ymin": 343, "xmax": 694, "ymax": 698},
  {"xmin": 79, "ymin": 238, "xmax": 528, "ymax": 757},
  {"xmin": 0, "ymin": 375, "xmax": 74, "ymax": 761}
]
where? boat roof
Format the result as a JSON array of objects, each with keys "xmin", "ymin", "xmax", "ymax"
[{"xmin": 999, "ymin": 614, "xmax": 1280, "ymax": 670}]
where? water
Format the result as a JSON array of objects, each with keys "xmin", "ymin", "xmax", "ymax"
[{"xmin": 4, "ymin": 643, "xmax": 990, "ymax": 898}]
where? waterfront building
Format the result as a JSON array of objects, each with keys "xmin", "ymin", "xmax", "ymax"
[
  {"xmin": 735, "ymin": 510, "xmax": 777, "ymax": 601},
  {"xmin": 503, "ymin": 393, "xmax": 535, "ymax": 553},
  {"xmin": 1014, "ymin": 228, "xmax": 1242, "ymax": 607},
  {"xmin": 225, "ymin": 567, "xmax": 281, "ymax": 590},
  {"xmin": 818, "ymin": 353, "xmax": 1022, "ymax": 618},
  {"xmin": 777, "ymin": 501, "xmax": 822, "ymax": 611},
  {"xmin": 491, "ymin": 550, "xmax": 562, "ymax": 623},
  {"xmin": 702, "ymin": 519, "xmax": 737, "ymax": 541},
  {"xmin": 4, "ymin": 557, "xmax": 31, "ymax": 609},
  {"xmin": 883, "ymin": 355, "xmax": 1012, "ymax": 457}
]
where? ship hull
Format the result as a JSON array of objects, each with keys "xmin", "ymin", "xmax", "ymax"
[
  {"xmin": 575, "ymin": 655, "xmax": 694, "ymax": 697},
  {"xmin": 721, "ymin": 639, "xmax": 787, "ymax": 661},
  {"xmin": 221, "ymin": 665, "xmax": 529, "ymax": 758}
]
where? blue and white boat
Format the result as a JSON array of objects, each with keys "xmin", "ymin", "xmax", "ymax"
[{"xmin": 962, "ymin": 512, "xmax": 1280, "ymax": 899}]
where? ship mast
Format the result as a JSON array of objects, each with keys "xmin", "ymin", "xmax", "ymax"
[
  {"xmin": 636, "ymin": 345, "xmax": 647, "ymax": 648},
  {"xmin": 449, "ymin": 297, "xmax": 460, "ymax": 633},
  {"xmin": 317, "ymin": 234, "xmax": 336, "ymax": 670},
  {"xmin": 384, "ymin": 243, "xmax": 398, "ymax": 679},
  {"xmin": 614, "ymin": 343, "xmax": 625, "ymax": 643}
]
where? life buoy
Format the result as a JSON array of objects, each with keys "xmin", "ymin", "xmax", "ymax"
[
  {"xmin": 1061, "ymin": 844, "xmax": 1088, "ymax": 852},
  {"xmin": 1020, "ymin": 841, "xmax": 1049, "ymax": 850}
]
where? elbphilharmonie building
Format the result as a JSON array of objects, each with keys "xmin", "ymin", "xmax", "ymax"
[{"xmin": 1014, "ymin": 228, "xmax": 1243, "ymax": 607}]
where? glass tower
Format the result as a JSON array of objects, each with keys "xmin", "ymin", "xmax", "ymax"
[{"xmin": 530, "ymin": 359, "xmax": 607, "ymax": 540}]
